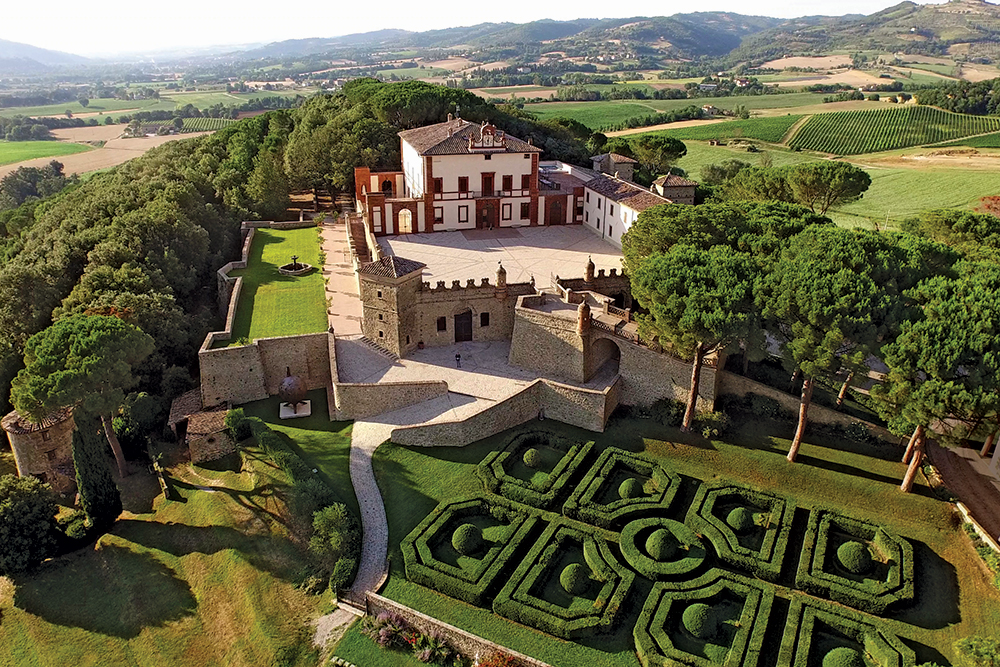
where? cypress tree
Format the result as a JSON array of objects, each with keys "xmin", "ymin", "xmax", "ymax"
[{"xmin": 72, "ymin": 412, "xmax": 123, "ymax": 527}]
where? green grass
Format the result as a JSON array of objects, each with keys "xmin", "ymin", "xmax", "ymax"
[
  {"xmin": 0, "ymin": 450, "xmax": 17, "ymax": 477},
  {"xmin": 674, "ymin": 140, "xmax": 819, "ymax": 178},
  {"xmin": 938, "ymin": 132, "xmax": 1000, "ymax": 148},
  {"xmin": 0, "ymin": 98, "xmax": 168, "ymax": 118},
  {"xmin": 371, "ymin": 417, "xmax": 1000, "ymax": 667},
  {"xmin": 650, "ymin": 115, "xmax": 803, "ymax": 143},
  {"xmin": 525, "ymin": 101, "xmax": 673, "ymax": 129},
  {"xmin": 0, "ymin": 140, "xmax": 91, "ymax": 166},
  {"xmin": 377, "ymin": 67, "xmax": 449, "ymax": 79},
  {"xmin": 334, "ymin": 622, "xmax": 428, "ymax": 665},
  {"xmin": 0, "ymin": 444, "xmax": 320, "ymax": 667},
  {"xmin": 788, "ymin": 106, "xmax": 1000, "ymax": 155},
  {"xmin": 225, "ymin": 227, "xmax": 328, "ymax": 345},
  {"xmin": 242, "ymin": 390, "xmax": 358, "ymax": 516}
]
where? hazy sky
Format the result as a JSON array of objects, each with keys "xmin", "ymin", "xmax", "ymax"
[{"xmin": 4, "ymin": 0, "xmax": 948, "ymax": 57}]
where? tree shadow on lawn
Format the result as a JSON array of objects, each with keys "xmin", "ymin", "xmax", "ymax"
[
  {"xmin": 373, "ymin": 454, "xmax": 445, "ymax": 574},
  {"xmin": 890, "ymin": 540, "xmax": 961, "ymax": 630},
  {"xmin": 791, "ymin": 452, "xmax": 937, "ymax": 500},
  {"xmin": 13, "ymin": 545, "xmax": 196, "ymax": 638}
]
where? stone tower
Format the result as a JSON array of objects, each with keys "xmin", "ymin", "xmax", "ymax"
[
  {"xmin": 1, "ymin": 407, "xmax": 76, "ymax": 493},
  {"xmin": 495, "ymin": 261, "xmax": 508, "ymax": 300},
  {"xmin": 357, "ymin": 255, "xmax": 427, "ymax": 357}
]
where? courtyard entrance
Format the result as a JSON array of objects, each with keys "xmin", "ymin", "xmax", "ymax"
[
  {"xmin": 454, "ymin": 311, "xmax": 473, "ymax": 342},
  {"xmin": 398, "ymin": 209, "xmax": 413, "ymax": 234}
]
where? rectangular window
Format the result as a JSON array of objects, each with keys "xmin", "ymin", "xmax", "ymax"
[
  {"xmin": 459, "ymin": 205, "xmax": 469, "ymax": 223},
  {"xmin": 521, "ymin": 174, "xmax": 530, "ymax": 190},
  {"xmin": 502, "ymin": 203, "xmax": 512, "ymax": 220},
  {"xmin": 597, "ymin": 198, "xmax": 602, "ymax": 209},
  {"xmin": 609, "ymin": 226, "xmax": 614, "ymax": 238},
  {"xmin": 433, "ymin": 178, "xmax": 443, "ymax": 194},
  {"xmin": 520, "ymin": 202, "xmax": 530, "ymax": 219},
  {"xmin": 610, "ymin": 204, "xmax": 615, "ymax": 217},
  {"xmin": 585, "ymin": 211, "xmax": 589, "ymax": 223},
  {"xmin": 434, "ymin": 207, "xmax": 443, "ymax": 223},
  {"xmin": 481, "ymin": 312, "xmax": 490, "ymax": 327},
  {"xmin": 378, "ymin": 330, "xmax": 384, "ymax": 338},
  {"xmin": 378, "ymin": 313, "xmax": 383, "ymax": 321},
  {"xmin": 41, "ymin": 431, "xmax": 50, "ymax": 442},
  {"xmin": 484, "ymin": 154, "xmax": 491, "ymax": 160},
  {"xmin": 46, "ymin": 450, "xmax": 56, "ymax": 461},
  {"xmin": 523, "ymin": 153, "xmax": 530, "ymax": 159},
  {"xmin": 586, "ymin": 192, "xmax": 590, "ymax": 203},
  {"xmin": 437, "ymin": 317, "xmax": 447, "ymax": 331},
  {"xmin": 502, "ymin": 175, "xmax": 513, "ymax": 191},
  {"xmin": 458, "ymin": 176, "xmax": 469, "ymax": 193}
]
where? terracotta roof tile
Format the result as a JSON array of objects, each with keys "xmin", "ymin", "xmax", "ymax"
[
  {"xmin": 2, "ymin": 407, "xmax": 73, "ymax": 435},
  {"xmin": 359, "ymin": 255, "xmax": 426, "ymax": 278},
  {"xmin": 398, "ymin": 119, "xmax": 542, "ymax": 156},
  {"xmin": 654, "ymin": 173, "xmax": 698, "ymax": 187},
  {"xmin": 585, "ymin": 174, "xmax": 672, "ymax": 212}
]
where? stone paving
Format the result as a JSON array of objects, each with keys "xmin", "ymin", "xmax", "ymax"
[
  {"xmin": 320, "ymin": 220, "xmax": 363, "ymax": 336},
  {"xmin": 378, "ymin": 226, "xmax": 623, "ymax": 285}
]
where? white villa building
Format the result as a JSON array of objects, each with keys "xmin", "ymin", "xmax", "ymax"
[{"xmin": 354, "ymin": 115, "xmax": 695, "ymax": 244}]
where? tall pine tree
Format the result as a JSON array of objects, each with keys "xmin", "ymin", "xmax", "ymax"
[{"xmin": 72, "ymin": 411, "xmax": 122, "ymax": 527}]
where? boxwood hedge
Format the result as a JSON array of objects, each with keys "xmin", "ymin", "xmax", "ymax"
[
  {"xmin": 476, "ymin": 431, "xmax": 594, "ymax": 510},
  {"xmin": 686, "ymin": 483, "xmax": 796, "ymax": 582},
  {"xmin": 777, "ymin": 596, "xmax": 915, "ymax": 667},
  {"xmin": 401, "ymin": 498, "xmax": 539, "ymax": 606},
  {"xmin": 619, "ymin": 517, "xmax": 708, "ymax": 580},
  {"xmin": 795, "ymin": 509, "xmax": 914, "ymax": 614},
  {"xmin": 563, "ymin": 448, "xmax": 681, "ymax": 529},
  {"xmin": 634, "ymin": 569, "xmax": 775, "ymax": 667},
  {"xmin": 493, "ymin": 520, "xmax": 634, "ymax": 639}
]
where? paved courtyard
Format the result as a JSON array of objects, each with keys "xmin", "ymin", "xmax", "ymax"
[{"xmin": 378, "ymin": 225, "xmax": 623, "ymax": 285}]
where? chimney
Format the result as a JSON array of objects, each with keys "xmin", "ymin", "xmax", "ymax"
[
  {"xmin": 527, "ymin": 137, "xmax": 533, "ymax": 146},
  {"xmin": 447, "ymin": 113, "xmax": 453, "ymax": 122}
]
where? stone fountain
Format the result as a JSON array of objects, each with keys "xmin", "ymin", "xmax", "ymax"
[{"xmin": 278, "ymin": 254, "xmax": 314, "ymax": 276}]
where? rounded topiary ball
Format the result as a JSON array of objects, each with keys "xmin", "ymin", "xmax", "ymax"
[
  {"xmin": 619, "ymin": 478, "xmax": 643, "ymax": 499},
  {"xmin": 560, "ymin": 563, "xmax": 590, "ymax": 596},
  {"xmin": 837, "ymin": 541, "xmax": 874, "ymax": 575},
  {"xmin": 452, "ymin": 523, "xmax": 484, "ymax": 556},
  {"xmin": 682, "ymin": 602, "xmax": 717, "ymax": 640},
  {"xmin": 523, "ymin": 448, "xmax": 542, "ymax": 469},
  {"xmin": 645, "ymin": 528, "xmax": 679, "ymax": 562},
  {"xmin": 727, "ymin": 507, "xmax": 756, "ymax": 534},
  {"xmin": 822, "ymin": 647, "xmax": 866, "ymax": 667}
]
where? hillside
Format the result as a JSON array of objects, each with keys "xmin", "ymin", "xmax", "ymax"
[
  {"xmin": 0, "ymin": 38, "xmax": 88, "ymax": 73},
  {"xmin": 733, "ymin": 0, "xmax": 1000, "ymax": 62}
]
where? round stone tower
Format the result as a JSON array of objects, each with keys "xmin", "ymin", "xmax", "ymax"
[
  {"xmin": 1, "ymin": 407, "xmax": 76, "ymax": 493},
  {"xmin": 495, "ymin": 261, "xmax": 508, "ymax": 300},
  {"xmin": 577, "ymin": 300, "xmax": 592, "ymax": 334},
  {"xmin": 584, "ymin": 256, "xmax": 595, "ymax": 284}
]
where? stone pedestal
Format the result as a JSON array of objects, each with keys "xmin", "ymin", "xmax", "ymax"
[{"xmin": 280, "ymin": 400, "xmax": 312, "ymax": 419}]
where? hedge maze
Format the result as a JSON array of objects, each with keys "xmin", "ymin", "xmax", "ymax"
[{"xmin": 401, "ymin": 431, "xmax": 924, "ymax": 667}]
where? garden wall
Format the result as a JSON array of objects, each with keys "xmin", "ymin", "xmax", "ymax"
[
  {"xmin": 366, "ymin": 593, "xmax": 551, "ymax": 667},
  {"xmin": 333, "ymin": 380, "xmax": 448, "ymax": 420},
  {"xmin": 390, "ymin": 378, "xmax": 618, "ymax": 446}
]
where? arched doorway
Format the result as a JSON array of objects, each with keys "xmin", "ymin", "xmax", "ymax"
[
  {"xmin": 454, "ymin": 310, "xmax": 473, "ymax": 342},
  {"xmin": 591, "ymin": 337, "xmax": 622, "ymax": 379},
  {"xmin": 398, "ymin": 208, "xmax": 413, "ymax": 234},
  {"xmin": 381, "ymin": 179, "xmax": 393, "ymax": 197},
  {"xmin": 550, "ymin": 200, "xmax": 564, "ymax": 225}
]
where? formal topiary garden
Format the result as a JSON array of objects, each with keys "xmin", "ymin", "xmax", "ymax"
[{"xmin": 401, "ymin": 431, "xmax": 923, "ymax": 667}]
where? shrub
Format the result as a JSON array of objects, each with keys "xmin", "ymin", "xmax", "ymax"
[
  {"xmin": 727, "ymin": 507, "xmax": 756, "ymax": 534},
  {"xmin": 695, "ymin": 410, "xmax": 730, "ymax": 438},
  {"xmin": 522, "ymin": 448, "xmax": 541, "ymax": 468},
  {"xmin": 452, "ymin": 523, "xmax": 484, "ymax": 556},
  {"xmin": 0, "ymin": 475, "xmax": 59, "ymax": 576},
  {"xmin": 560, "ymin": 563, "xmax": 590, "ymax": 595},
  {"xmin": 749, "ymin": 393, "xmax": 791, "ymax": 420},
  {"xmin": 837, "ymin": 541, "xmax": 874, "ymax": 575},
  {"xmin": 225, "ymin": 408, "xmax": 253, "ymax": 441},
  {"xmin": 682, "ymin": 602, "xmax": 717, "ymax": 640},
  {"xmin": 651, "ymin": 398, "xmax": 684, "ymax": 426},
  {"xmin": 823, "ymin": 646, "xmax": 866, "ymax": 667},
  {"xmin": 619, "ymin": 478, "xmax": 643, "ymax": 499},
  {"xmin": 955, "ymin": 635, "xmax": 1000, "ymax": 667},
  {"xmin": 293, "ymin": 477, "xmax": 339, "ymax": 518},
  {"xmin": 476, "ymin": 431, "xmax": 593, "ymax": 509},
  {"xmin": 646, "ymin": 529, "xmax": 678, "ymax": 562}
]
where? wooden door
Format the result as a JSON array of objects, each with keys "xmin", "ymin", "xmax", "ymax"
[{"xmin": 454, "ymin": 311, "xmax": 473, "ymax": 342}]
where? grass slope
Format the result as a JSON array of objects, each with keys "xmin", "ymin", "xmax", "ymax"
[
  {"xmin": 650, "ymin": 115, "xmax": 802, "ymax": 142},
  {"xmin": 0, "ymin": 140, "xmax": 91, "ymax": 166},
  {"xmin": 370, "ymin": 417, "xmax": 1000, "ymax": 667},
  {"xmin": 226, "ymin": 227, "xmax": 328, "ymax": 345},
  {"xmin": 0, "ymin": 445, "xmax": 320, "ymax": 667}
]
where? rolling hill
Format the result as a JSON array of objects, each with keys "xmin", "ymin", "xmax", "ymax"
[{"xmin": 0, "ymin": 38, "xmax": 88, "ymax": 74}]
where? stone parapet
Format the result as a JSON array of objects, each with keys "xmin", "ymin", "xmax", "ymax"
[{"xmin": 333, "ymin": 380, "xmax": 448, "ymax": 421}]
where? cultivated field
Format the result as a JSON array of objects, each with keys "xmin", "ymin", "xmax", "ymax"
[
  {"xmin": 49, "ymin": 124, "xmax": 126, "ymax": 142},
  {"xmin": 787, "ymin": 106, "xmax": 1000, "ymax": 155},
  {"xmin": 0, "ymin": 140, "xmax": 91, "ymax": 167},
  {"xmin": 762, "ymin": 55, "xmax": 854, "ymax": 69},
  {"xmin": 652, "ymin": 115, "xmax": 803, "ymax": 143}
]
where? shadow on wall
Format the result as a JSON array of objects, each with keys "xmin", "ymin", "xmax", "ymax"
[{"xmin": 13, "ymin": 545, "xmax": 196, "ymax": 638}]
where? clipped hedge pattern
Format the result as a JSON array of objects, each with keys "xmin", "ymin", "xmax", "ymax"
[
  {"xmin": 476, "ymin": 431, "xmax": 594, "ymax": 510},
  {"xmin": 634, "ymin": 569, "xmax": 775, "ymax": 667},
  {"xmin": 686, "ymin": 483, "xmax": 796, "ymax": 582},
  {"xmin": 401, "ymin": 498, "xmax": 538, "ymax": 606},
  {"xmin": 795, "ymin": 509, "xmax": 914, "ymax": 615},
  {"xmin": 563, "ymin": 448, "xmax": 680, "ymax": 529},
  {"xmin": 620, "ymin": 517, "xmax": 707, "ymax": 580},
  {"xmin": 493, "ymin": 520, "xmax": 634, "ymax": 639},
  {"xmin": 777, "ymin": 596, "xmax": 915, "ymax": 667}
]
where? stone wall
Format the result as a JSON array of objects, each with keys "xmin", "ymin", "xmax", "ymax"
[
  {"xmin": 508, "ymin": 299, "xmax": 586, "ymax": 383},
  {"xmin": 555, "ymin": 270, "xmax": 631, "ymax": 308},
  {"xmin": 2, "ymin": 410, "xmax": 76, "ymax": 494},
  {"xmin": 334, "ymin": 380, "xmax": 448, "ymax": 420},
  {"xmin": 612, "ymin": 334, "xmax": 717, "ymax": 409},
  {"xmin": 391, "ymin": 378, "xmax": 618, "ymax": 447},
  {"xmin": 258, "ymin": 333, "xmax": 332, "ymax": 395},
  {"xmin": 366, "ymin": 593, "xmax": 551, "ymax": 667}
]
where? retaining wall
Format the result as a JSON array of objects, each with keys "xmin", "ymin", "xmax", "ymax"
[
  {"xmin": 334, "ymin": 380, "xmax": 448, "ymax": 420},
  {"xmin": 366, "ymin": 593, "xmax": 551, "ymax": 667},
  {"xmin": 390, "ymin": 378, "xmax": 618, "ymax": 446}
]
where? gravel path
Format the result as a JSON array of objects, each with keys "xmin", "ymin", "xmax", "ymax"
[{"xmin": 927, "ymin": 440, "xmax": 1000, "ymax": 540}]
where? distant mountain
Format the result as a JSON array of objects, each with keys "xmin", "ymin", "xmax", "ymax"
[
  {"xmin": 732, "ymin": 0, "xmax": 1000, "ymax": 61},
  {"xmin": 0, "ymin": 38, "xmax": 88, "ymax": 73}
]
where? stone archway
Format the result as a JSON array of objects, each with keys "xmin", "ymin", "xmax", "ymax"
[
  {"xmin": 398, "ymin": 208, "xmax": 413, "ymax": 234},
  {"xmin": 590, "ymin": 336, "xmax": 622, "ymax": 380}
]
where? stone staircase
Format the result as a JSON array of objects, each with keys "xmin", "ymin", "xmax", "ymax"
[{"xmin": 358, "ymin": 336, "xmax": 398, "ymax": 361}]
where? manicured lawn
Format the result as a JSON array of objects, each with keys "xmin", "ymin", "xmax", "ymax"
[
  {"xmin": 651, "ymin": 115, "xmax": 803, "ymax": 143},
  {"xmin": 0, "ymin": 444, "xmax": 321, "ymax": 667},
  {"xmin": 0, "ymin": 140, "xmax": 91, "ymax": 166},
  {"xmin": 243, "ymin": 389, "xmax": 358, "ymax": 516},
  {"xmin": 334, "ymin": 621, "xmax": 428, "ymax": 665},
  {"xmin": 225, "ymin": 227, "xmax": 328, "ymax": 345},
  {"xmin": 674, "ymin": 140, "xmax": 819, "ymax": 179},
  {"xmin": 370, "ymin": 417, "xmax": 1000, "ymax": 667},
  {"xmin": 0, "ymin": 98, "xmax": 169, "ymax": 119}
]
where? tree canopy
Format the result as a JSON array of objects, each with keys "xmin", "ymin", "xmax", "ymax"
[{"xmin": 0, "ymin": 474, "xmax": 58, "ymax": 576}]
